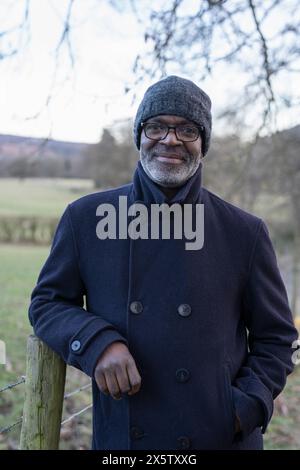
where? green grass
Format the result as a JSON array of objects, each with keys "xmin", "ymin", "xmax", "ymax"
[
  {"xmin": 264, "ymin": 368, "xmax": 300, "ymax": 450},
  {"xmin": 0, "ymin": 244, "xmax": 49, "ymax": 449},
  {"xmin": 0, "ymin": 178, "xmax": 98, "ymax": 449},
  {"xmin": 0, "ymin": 178, "xmax": 94, "ymax": 217},
  {"xmin": 0, "ymin": 243, "xmax": 92, "ymax": 450},
  {"xmin": 0, "ymin": 244, "xmax": 48, "ymax": 375}
]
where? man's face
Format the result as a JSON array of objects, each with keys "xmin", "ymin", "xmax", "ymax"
[{"xmin": 140, "ymin": 115, "xmax": 203, "ymax": 188}]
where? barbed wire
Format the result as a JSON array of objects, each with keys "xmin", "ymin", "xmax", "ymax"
[
  {"xmin": 0, "ymin": 402, "xmax": 93, "ymax": 435},
  {"xmin": 0, "ymin": 417, "xmax": 23, "ymax": 434},
  {"xmin": 0, "ymin": 376, "xmax": 26, "ymax": 393},
  {"xmin": 0, "ymin": 378, "xmax": 92, "ymax": 436},
  {"xmin": 61, "ymin": 404, "xmax": 92, "ymax": 426},
  {"xmin": 64, "ymin": 382, "xmax": 91, "ymax": 399},
  {"xmin": 0, "ymin": 376, "xmax": 25, "ymax": 435},
  {"xmin": 0, "ymin": 401, "xmax": 93, "ymax": 435}
]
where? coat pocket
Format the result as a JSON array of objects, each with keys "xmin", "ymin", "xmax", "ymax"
[{"xmin": 223, "ymin": 363, "xmax": 236, "ymax": 443}]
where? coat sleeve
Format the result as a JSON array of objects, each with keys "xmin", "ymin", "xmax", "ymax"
[
  {"xmin": 28, "ymin": 204, "xmax": 128, "ymax": 378},
  {"xmin": 232, "ymin": 219, "xmax": 298, "ymax": 438}
]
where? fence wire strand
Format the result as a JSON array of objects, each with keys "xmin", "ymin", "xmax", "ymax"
[
  {"xmin": 61, "ymin": 404, "xmax": 92, "ymax": 426},
  {"xmin": 0, "ymin": 376, "xmax": 92, "ymax": 437},
  {"xmin": 0, "ymin": 376, "xmax": 26, "ymax": 393},
  {"xmin": 0, "ymin": 399, "xmax": 93, "ymax": 435},
  {"xmin": 64, "ymin": 382, "xmax": 91, "ymax": 399},
  {"xmin": 0, "ymin": 377, "xmax": 25, "ymax": 435},
  {"xmin": 0, "ymin": 417, "xmax": 23, "ymax": 434}
]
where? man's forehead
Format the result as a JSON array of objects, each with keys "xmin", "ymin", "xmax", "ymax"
[{"xmin": 146, "ymin": 115, "xmax": 195, "ymax": 125}]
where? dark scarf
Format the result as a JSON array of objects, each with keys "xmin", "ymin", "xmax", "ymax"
[{"xmin": 132, "ymin": 160, "xmax": 203, "ymax": 205}]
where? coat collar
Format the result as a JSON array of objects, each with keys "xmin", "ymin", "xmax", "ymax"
[{"xmin": 132, "ymin": 160, "xmax": 203, "ymax": 205}]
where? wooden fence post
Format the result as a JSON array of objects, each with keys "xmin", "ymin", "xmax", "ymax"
[{"xmin": 20, "ymin": 335, "xmax": 66, "ymax": 450}]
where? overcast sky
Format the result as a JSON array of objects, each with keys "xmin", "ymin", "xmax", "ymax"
[
  {"xmin": 0, "ymin": 0, "xmax": 147, "ymax": 142},
  {"xmin": 0, "ymin": 0, "xmax": 299, "ymax": 143}
]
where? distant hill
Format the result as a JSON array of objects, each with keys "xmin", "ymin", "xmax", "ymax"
[
  {"xmin": 0, "ymin": 134, "xmax": 92, "ymax": 178},
  {"xmin": 0, "ymin": 134, "xmax": 90, "ymax": 160}
]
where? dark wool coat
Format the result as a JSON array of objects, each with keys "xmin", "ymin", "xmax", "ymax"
[{"xmin": 29, "ymin": 161, "xmax": 298, "ymax": 450}]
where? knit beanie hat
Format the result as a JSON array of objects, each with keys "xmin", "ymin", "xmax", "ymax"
[{"xmin": 133, "ymin": 75, "xmax": 212, "ymax": 156}]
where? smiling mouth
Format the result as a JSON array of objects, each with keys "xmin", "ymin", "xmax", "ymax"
[{"xmin": 154, "ymin": 154, "xmax": 185, "ymax": 164}]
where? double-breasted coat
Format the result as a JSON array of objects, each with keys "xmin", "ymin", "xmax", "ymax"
[{"xmin": 29, "ymin": 161, "xmax": 298, "ymax": 450}]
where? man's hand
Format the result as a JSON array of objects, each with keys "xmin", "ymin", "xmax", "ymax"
[{"xmin": 94, "ymin": 341, "xmax": 141, "ymax": 400}]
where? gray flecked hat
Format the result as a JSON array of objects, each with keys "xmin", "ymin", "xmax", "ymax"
[{"xmin": 133, "ymin": 75, "xmax": 212, "ymax": 156}]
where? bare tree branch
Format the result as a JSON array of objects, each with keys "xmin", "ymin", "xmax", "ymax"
[
  {"xmin": 248, "ymin": 0, "xmax": 275, "ymax": 103},
  {"xmin": 132, "ymin": 0, "xmax": 300, "ymax": 145},
  {"xmin": 0, "ymin": 0, "xmax": 30, "ymax": 60},
  {"xmin": 55, "ymin": 0, "xmax": 75, "ymax": 68},
  {"xmin": 22, "ymin": 0, "xmax": 76, "ymax": 122}
]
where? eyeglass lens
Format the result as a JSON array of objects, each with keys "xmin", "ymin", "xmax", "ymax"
[{"xmin": 144, "ymin": 123, "xmax": 200, "ymax": 142}]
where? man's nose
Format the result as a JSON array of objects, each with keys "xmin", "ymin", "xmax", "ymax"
[{"xmin": 161, "ymin": 128, "xmax": 182, "ymax": 145}]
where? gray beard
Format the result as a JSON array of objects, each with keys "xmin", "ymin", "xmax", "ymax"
[{"xmin": 140, "ymin": 149, "xmax": 202, "ymax": 188}]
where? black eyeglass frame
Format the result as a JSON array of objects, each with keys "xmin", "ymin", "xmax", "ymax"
[{"xmin": 140, "ymin": 121, "xmax": 204, "ymax": 143}]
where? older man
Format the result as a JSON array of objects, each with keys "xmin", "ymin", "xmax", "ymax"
[{"xmin": 29, "ymin": 76, "xmax": 298, "ymax": 450}]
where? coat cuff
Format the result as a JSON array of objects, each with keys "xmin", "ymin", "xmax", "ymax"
[
  {"xmin": 68, "ymin": 327, "xmax": 128, "ymax": 377},
  {"xmin": 232, "ymin": 385, "xmax": 266, "ymax": 439}
]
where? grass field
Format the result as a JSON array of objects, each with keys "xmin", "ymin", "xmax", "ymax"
[
  {"xmin": 0, "ymin": 178, "xmax": 94, "ymax": 217},
  {"xmin": 0, "ymin": 178, "xmax": 299, "ymax": 450},
  {"xmin": 0, "ymin": 243, "xmax": 92, "ymax": 450}
]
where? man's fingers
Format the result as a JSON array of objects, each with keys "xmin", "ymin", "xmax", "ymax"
[
  {"xmin": 115, "ymin": 365, "xmax": 132, "ymax": 395},
  {"xmin": 95, "ymin": 372, "xmax": 109, "ymax": 395},
  {"xmin": 104, "ymin": 368, "xmax": 122, "ymax": 399},
  {"xmin": 126, "ymin": 360, "xmax": 142, "ymax": 395}
]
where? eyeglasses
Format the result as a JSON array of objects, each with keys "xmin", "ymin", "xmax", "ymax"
[{"xmin": 141, "ymin": 122, "xmax": 203, "ymax": 143}]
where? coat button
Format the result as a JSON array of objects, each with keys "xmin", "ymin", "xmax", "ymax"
[
  {"xmin": 175, "ymin": 368, "xmax": 190, "ymax": 383},
  {"xmin": 177, "ymin": 436, "xmax": 190, "ymax": 449},
  {"xmin": 177, "ymin": 304, "xmax": 192, "ymax": 317},
  {"xmin": 71, "ymin": 340, "xmax": 81, "ymax": 352},
  {"xmin": 129, "ymin": 301, "xmax": 143, "ymax": 314},
  {"xmin": 130, "ymin": 426, "xmax": 144, "ymax": 440}
]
